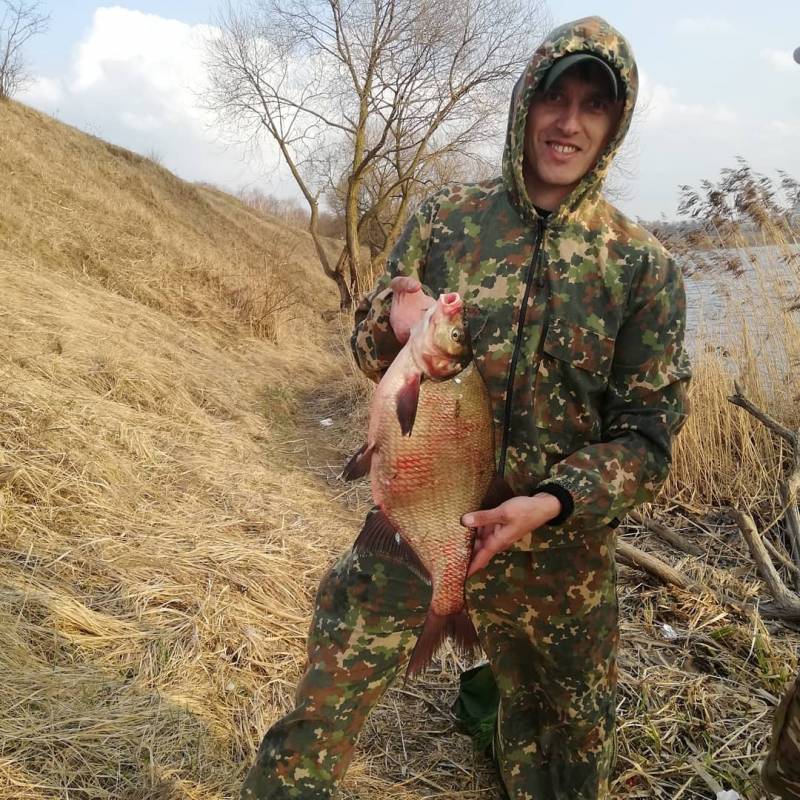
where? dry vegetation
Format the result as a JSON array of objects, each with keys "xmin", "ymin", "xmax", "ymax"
[
  {"xmin": 1, "ymin": 98, "xmax": 799, "ymax": 800},
  {"xmin": 0, "ymin": 99, "xmax": 365, "ymax": 799}
]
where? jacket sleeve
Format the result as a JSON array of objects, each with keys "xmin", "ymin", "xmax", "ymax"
[
  {"xmin": 543, "ymin": 250, "xmax": 692, "ymax": 527},
  {"xmin": 350, "ymin": 195, "xmax": 438, "ymax": 382}
]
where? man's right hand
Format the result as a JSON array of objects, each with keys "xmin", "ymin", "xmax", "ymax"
[{"xmin": 388, "ymin": 276, "xmax": 435, "ymax": 344}]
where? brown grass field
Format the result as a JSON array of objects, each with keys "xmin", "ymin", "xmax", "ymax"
[{"xmin": 1, "ymin": 98, "xmax": 799, "ymax": 799}]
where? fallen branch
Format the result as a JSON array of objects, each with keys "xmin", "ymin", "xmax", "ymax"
[
  {"xmin": 628, "ymin": 511, "xmax": 704, "ymax": 556},
  {"xmin": 779, "ymin": 484, "xmax": 800, "ymax": 590},
  {"xmin": 615, "ymin": 538, "xmax": 799, "ymax": 624},
  {"xmin": 616, "ymin": 540, "xmax": 702, "ymax": 592},
  {"xmin": 763, "ymin": 535, "xmax": 800, "ymax": 577},
  {"xmin": 730, "ymin": 509, "xmax": 800, "ymax": 618},
  {"xmin": 729, "ymin": 380, "xmax": 800, "ymax": 572},
  {"xmin": 728, "ymin": 380, "xmax": 799, "ymax": 453}
]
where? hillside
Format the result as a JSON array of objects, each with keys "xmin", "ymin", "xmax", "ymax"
[
  {"xmin": 1, "ymin": 98, "xmax": 799, "ymax": 800},
  {"xmin": 0, "ymin": 99, "xmax": 378, "ymax": 799}
]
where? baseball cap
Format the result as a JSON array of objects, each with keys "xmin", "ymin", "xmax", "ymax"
[{"xmin": 540, "ymin": 53, "xmax": 621, "ymax": 101}]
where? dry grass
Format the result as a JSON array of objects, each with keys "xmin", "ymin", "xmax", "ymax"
[
  {"xmin": 0, "ymin": 99, "xmax": 362, "ymax": 798},
  {"xmin": 665, "ymin": 205, "xmax": 800, "ymax": 516},
  {"xmin": 1, "ymin": 97, "xmax": 799, "ymax": 800}
]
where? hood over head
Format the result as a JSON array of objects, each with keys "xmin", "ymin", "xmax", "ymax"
[{"xmin": 502, "ymin": 16, "xmax": 638, "ymax": 226}]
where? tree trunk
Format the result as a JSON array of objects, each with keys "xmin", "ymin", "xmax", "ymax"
[
  {"xmin": 344, "ymin": 177, "xmax": 362, "ymax": 302},
  {"xmin": 309, "ymin": 204, "xmax": 352, "ymax": 309}
]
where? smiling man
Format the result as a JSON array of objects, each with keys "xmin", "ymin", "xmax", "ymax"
[
  {"xmin": 523, "ymin": 57, "xmax": 623, "ymax": 208},
  {"xmin": 241, "ymin": 17, "xmax": 690, "ymax": 800}
]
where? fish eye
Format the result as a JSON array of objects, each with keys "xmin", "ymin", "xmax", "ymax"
[{"xmin": 450, "ymin": 328, "xmax": 465, "ymax": 343}]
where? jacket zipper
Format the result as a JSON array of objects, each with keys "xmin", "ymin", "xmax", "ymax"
[{"xmin": 498, "ymin": 216, "xmax": 546, "ymax": 478}]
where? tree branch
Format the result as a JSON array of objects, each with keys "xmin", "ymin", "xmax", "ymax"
[
  {"xmin": 728, "ymin": 379, "xmax": 800, "ymax": 570},
  {"xmin": 616, "ymin": 540, "xmax": 701, "ymax": 591},
  {"xmin": 628, "ymin": 511, "xmax": 704, "ymax": 557},
  {"xmin": 731, "ymin": 509, "xmax": 800, "ymax": 617}
]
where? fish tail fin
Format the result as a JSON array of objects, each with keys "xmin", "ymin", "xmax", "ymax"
[
  {"xmin": 449, "ymin": 607, "xmax": 481, "ymax": 654},
  {"xmin": 406, "ymin": 608, "xmax": 480, "ymax": 678}
]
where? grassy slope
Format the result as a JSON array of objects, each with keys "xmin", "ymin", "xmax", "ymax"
[
  {"xmin": 1, "ymin": 99, "xmax": 799, "ymax": 800},
  {"xmin": 0, "ymin": 99, "xmax": 374, "ymax": 799}
]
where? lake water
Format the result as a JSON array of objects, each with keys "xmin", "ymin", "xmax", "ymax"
[{"xmin": 682, "ymin": 245, "xmax": 800, "ymax": 355}]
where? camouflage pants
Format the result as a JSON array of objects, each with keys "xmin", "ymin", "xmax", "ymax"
[
  {"xmin": 762, "ymin": 672, "xmax": 800, "ymax": 799},
  {"xmin": 240, "ymin": 525, "xmax": 619, "ymax": 800}
]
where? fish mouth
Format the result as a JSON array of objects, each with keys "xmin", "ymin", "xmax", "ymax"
[{"xmin": 440, "ymin": 292, "xmax": 463, "ymax": 319}]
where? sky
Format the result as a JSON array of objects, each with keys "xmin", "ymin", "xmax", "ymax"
[{"xmin": 16, "ymin": 0, "xmax": 800, "ymax": 221}]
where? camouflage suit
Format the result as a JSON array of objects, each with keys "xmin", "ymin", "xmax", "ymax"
[
  {"xmin": 763, "ymin": 671, "xmax": 800, "ymax": 799},
  {"xmin": 241, "ymin": 16, "xmax": 690, "ymax": 800}
]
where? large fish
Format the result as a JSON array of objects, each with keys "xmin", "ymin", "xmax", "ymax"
[{"xmin": 343, "ymin": 292, "xmax": 502, "ymax": 675}]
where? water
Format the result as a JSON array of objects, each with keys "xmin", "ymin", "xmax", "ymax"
[{"xmin": 682, "ymin": 245, "xmax": 800, "ymax": 353}]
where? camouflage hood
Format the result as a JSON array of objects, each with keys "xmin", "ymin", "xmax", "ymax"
[{"xmin": 502, "ymin": 16, "xmax": 638, "ymax": 226}]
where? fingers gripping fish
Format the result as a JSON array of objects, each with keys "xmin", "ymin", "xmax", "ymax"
[{"xmin": 343, "ymin": 293, "xmax": 504, "ymax": 676}]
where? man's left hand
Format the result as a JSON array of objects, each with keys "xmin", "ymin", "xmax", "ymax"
[{"xmin": 462, "ymin": 494, "xmax": 562, "ymax": 576}]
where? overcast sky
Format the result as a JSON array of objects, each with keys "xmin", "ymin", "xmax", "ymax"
[{"xmin": 18, "ymin": 1, "xmax": 800, "ymax": 221}]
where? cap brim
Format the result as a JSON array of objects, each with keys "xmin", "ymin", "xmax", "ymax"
[{"xmin": 541, "ymin": 53, "xmax": 621, "ymax": 101}]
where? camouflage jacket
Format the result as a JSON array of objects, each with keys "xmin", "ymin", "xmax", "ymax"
[{"xmin": 351, "ymin": 17, "xmax": 691, "ymax": 532}]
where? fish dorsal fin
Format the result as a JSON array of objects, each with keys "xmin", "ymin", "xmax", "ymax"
[
  {"xmin": 341, "ymin": 443, "xmax": 374, "ymax": 481},
  {"xmin": 395, "ymin": 372, "xmax": 421, "ymax": 437},
  {"xmin": 480, "ymin": 475, "xmax": 515, "ymax": 510},
  {"xmin": 353, "ymin": 509, "xmax": 430, "ymax": 584}
]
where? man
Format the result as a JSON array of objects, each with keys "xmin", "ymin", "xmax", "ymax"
[
  {"xmin": 241, "ymin": 16, "xmax": 690, "ymax": 799},
  {"xmin": 762, "ymin": 672, "xmax": 800, "ymax": 799}
]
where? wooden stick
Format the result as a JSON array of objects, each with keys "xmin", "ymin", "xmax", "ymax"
[
  {"xmin": 616, "ymin": 537, "xmax": 799, "ymax": 623},
  {"xmin": 628, "ymin": 511, "xmax": 704, "ymax": 557},
  {"xmin": 728, "ymin": 380, "xmax": 800, "ymax": 572},
  {"xmin": 731, "ymin": 509, "xmax": 800, "ymax": 615},
  {"xmin": 616, "ymin": 540, "xmax": 700, "ymax": 592}
]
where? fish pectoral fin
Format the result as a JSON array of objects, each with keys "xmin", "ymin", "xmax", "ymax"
[
  {"xmin": 395, "ymin": 372, "xmax": 421, "ymax": 437},
  {"xmin": 479, "ymin": 475, "xmax": 516, "ymax": 511},
  {"xmin": 341, "ymin": 443, "xmax": 374, "ymax": 481},
  {"xmin": 353, "ymin": 510, "xmax": 429, "ymax": 583}
]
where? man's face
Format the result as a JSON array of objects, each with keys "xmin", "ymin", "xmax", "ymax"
[{"xmin": 523, "ymin": 69, "xmax": 623, "ymax": 208}]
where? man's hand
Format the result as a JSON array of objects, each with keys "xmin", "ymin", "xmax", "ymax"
[
  {"xmin": 462, "ymin": 494, "xmax": 562, "ymax": 576},
  {"xmin": 389, "ymin": 276, "xmax": 435, "ymax": 344}
]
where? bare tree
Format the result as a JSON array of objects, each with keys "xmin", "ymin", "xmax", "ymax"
[
  {"xmin": 205, "ymin": 0, "xmax": 548, "ymax": 308},
  {"xmin": 0, "ymin": 0, "xmax": 49, "ymax": 100}
]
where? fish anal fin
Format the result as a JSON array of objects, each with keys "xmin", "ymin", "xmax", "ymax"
[
  {"xmin": 395, "ymin": 372, "xmax": 421, "ymax": 437},
  {"xmin": 353, "ymin": 510, "xmax": 429, "ymax": 582},
  {"xmin": 480, "ymin": 475, "xmax": 515, "ymax": 510},
  {"xmin": 341, "ymin": 443, "xmax": 374, "ymax": 481},
  {"xmin": 406, "ymin": 608, "xmax": 480, "ymax": 678}
]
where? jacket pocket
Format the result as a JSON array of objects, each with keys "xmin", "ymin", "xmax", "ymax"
[{"xmin": 533, "ymin": 318, "xmax": 615, "ymax": 455}]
